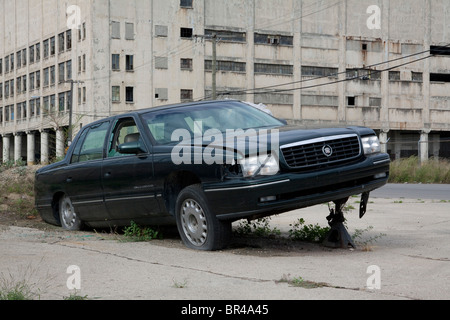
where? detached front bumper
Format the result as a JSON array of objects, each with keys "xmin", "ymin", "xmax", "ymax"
[{"xmin": 203, "ymin": 153, "xmax": 390, "ymax": 221}]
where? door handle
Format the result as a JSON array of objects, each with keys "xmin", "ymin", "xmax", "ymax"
[
  {"xmin": 104, "ymin": 172, "xmax": 112, "ymax": 178},
  {"xmin": 66, "ymin": 177, "xmax": 73, "ymax": 183}
]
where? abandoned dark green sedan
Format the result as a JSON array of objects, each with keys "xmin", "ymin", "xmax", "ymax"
[{"xmin": 35, "ymin": 100, "xmax": 390, "ymax": 250}]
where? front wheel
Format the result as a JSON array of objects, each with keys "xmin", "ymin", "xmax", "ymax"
[
  {"xmin": 175, "ymin": 185, "xmax": 231, "ymax": 251},
  {"xmin": 59, "ymin": 195, "xmax": 83, "ymax": 231}
]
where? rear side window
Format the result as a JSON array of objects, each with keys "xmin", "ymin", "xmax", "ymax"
[{"xmin": 71, "ymin": 121, "xmax": 110, "ymax": 164}]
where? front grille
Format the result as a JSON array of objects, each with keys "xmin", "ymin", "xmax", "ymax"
[{"xmin": 281, "ymin": 134, "xmax": 361, "ymax": 170}]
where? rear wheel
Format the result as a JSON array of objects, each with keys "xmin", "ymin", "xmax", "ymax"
[
  {"xmin": 59, "ymin": 195, "xmax": 83, "ymax": 231},
  {"xmin": 175, "ymin": 185, "xmax": 231, "ymax": 251}
]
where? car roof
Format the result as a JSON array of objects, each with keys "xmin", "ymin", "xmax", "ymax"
[
  {"xmin": 87, "ymin": 100, "xmax": 241, "ymax": 125},
  {"xmin": 135, "ymin": 99, "xmax": 241, "ymax": 114}
]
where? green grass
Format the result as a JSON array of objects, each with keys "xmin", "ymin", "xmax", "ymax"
[{"xmin": 389, "ymin": 156, "xmax": 450, "ymax": 184}]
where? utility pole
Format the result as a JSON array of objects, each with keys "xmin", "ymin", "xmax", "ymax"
[
  {"xmin": 212, "ymin": 33, "xmax": 217, "ymax": 100},
  {"xmin": 195, "ymin": 33, "xmax": 218, "ymax": 100}
]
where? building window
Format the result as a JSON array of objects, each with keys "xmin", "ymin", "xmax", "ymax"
[
  {"xmin": 50, "ymin": 66, "xmax": 56, "ymax": 85},
  {"xmin": 111, "ymin": 21, "xmax": 120, "ymax": 39},
  {"xmin": 112, "ymin": 86, "xmax": 120, "ymax": 102},
  {"xmin": 5, "ymin": 56, "xmax": 9, "ymax": 73},
  {"xmin": 155, "ymin": 88, "xmax": 168, "ymax": 100},
  {"xmin": 180, "ymin": 89, "xmax": 193, "ymax": 102},
  {"xmin": 36, "ymin": 71, "xmax": 41, "ymax": 88},
  {"xmin": 59, "ymin": 63, "xmax": 65, "ymax": 83},
  {"xmin": 180, "ymin": 0, "xmax": 193, "ymax": 8},
  {"xmin": 155, "ymin": 56, "xmax": 168, "ymax": 69},
  {"xmin": 180, "ymin": 58, "xmax": 193, "ymax": 70},
  {"xmin": 180, "ymin": 28, "xmax": 193, "ymax": 39},
  {"xmin": 29, "ymin": 45, "xmax": 35, "ymax": 64},
  {"xmin": 255, "ymin": 63, "xmax": 293, "ymax": 75},
  {"xmin": 126, "ymin": 87, "xmax": 134, "ymax": 103},
  {"xmin": 112, "ymin": 54, "xmax": 120, "ymax": 70},
  {"xmin": 254, "ymin": 33, "xmax": 293, "ymax": 46},
  {"xmin": 125, "ymin": 23, "xmax": 134, "ymax": 40},
  {"xmin": 205, "ymin": 60, "xmax": 246, "ymax": 72},
  {"xmin": 43, "ymin": 39, "xmax": 49, "ymax": 59},
  {"xmin": 205, "ymin": 29, "xmax": 246, "ymax": 43},
  {"xmin": 83, "ymin": 54, "xmax": 86, "ymax": 72},
  {"xmin": 126, "ymin": 55, "xmax": 134, "ymax": 71},
  {"xmin": 50, "ymin": 37, "xmax": 56, "ymax": 56},
  {"xmin": 59, "ymin": 93, "xmax": 66, "ymax": 112},
  {"xmin": 66, "ymin": 30, "xmax": 72, "ymax": 50},
  {"xmin": 67, "ymin": 60, "xmax": 72, "ymax": 80},
  {"xmin": 430, "ymin": 45, "xmax": 450, "ymax": 56},
  {"xmin": 58, "ymin": 32, "xmax": 65, "ymax": 53},
  {"xmin": 17, "ymin": 51, "xmax": 22, "ymax": 69},
  {"xmin": 347, "ymin": 96, "xmax": 355, "ymax": 106},
  {"xmin": 0, "ymin": 58, "xmax": 2, "ymax": 74},
  {"xmin": 36, "ymin": 43, "xmax": 40, "ymax": 62},
  {"xmin": 155, "ymin": 25, "xmax": 168, "ymax": 37},
  {"xmin": 30, "ymin": 73, "xmax": 35, "ymax": 90},
  {"xmin": 303, "ymin": 66, "xmax": 338, "ymax": 78},
  {"xmin": 389, "ymin": 71, "xmax": 400, "ymax": 81},
  {"xmin": 412, "ymin": 72, "xmax": 423, "ymax": 82},
  {"xmin": 44, "ymin": 68, "xmax": 49, "ymax": 87}
]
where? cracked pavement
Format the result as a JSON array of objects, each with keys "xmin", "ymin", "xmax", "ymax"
[{"xmin": 0, "ymin": 195, "xmax": 449, "ymax": 300}]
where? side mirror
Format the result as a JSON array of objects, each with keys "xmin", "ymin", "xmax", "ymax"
[{"xmin": 117, "ymin": 141, "xmax": 146, "ymax": 155}]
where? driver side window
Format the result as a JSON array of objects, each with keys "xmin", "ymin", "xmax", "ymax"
[{"xmin": 108, "ymin": 117, "xmax": 143, "ymax": 158}]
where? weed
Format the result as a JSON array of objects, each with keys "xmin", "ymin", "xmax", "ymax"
[
  {"xmin": 172, "ymin": 278, "xmax": 188, "ymax": 289},
  {"xmin": 235, "ymin": 217, "xmax": 281, "ymax": 238},
  {"xmin": 288, "ymin": 218, "xmax": 330, "ymax": 243},
  {"xmin": 64, "ymin": 291, "xmax": 89, "ymax": 300},
  {"xmin": 122, "ymin": 221, "xmax": 161, "ymax": 242},
  {"xmin": 278, "ymin": 274, "xmax": 327, "ymax": 289},
  {"xmin": 352, "ymin": 226, "xmax": 386, "ymax": 251}
]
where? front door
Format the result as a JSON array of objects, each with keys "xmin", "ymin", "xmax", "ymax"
[{"xmin": 102, "ymin": 116, "xmax": 159, "ymax": 221}]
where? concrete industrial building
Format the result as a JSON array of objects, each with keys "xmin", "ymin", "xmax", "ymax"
[{"xmin": 1, "ymin": 0, "xmax": 450, "ymax": 165}]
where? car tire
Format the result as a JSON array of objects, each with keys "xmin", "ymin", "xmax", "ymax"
[
  {"xmin": 59, "ymin": 195, "xmax": 83, "ymax": 231},
  {"xmin": 175, "ymin": 184, "xmax": 231, "ymax": 251}
]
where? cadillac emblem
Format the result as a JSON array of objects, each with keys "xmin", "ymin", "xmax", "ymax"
[{"xmin": 322, "ymin": 145, "xmax": 333, "ymax": 157}]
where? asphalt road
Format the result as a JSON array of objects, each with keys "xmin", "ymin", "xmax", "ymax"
[
  {"xmin": 0, "ymin": 184, "xmax": 449, "ymax": 305},
  {"xmin": 371, "ymin": 183, "xmax": 450, "ymax": 200}
]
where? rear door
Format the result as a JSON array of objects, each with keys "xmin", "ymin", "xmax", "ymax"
[{"xmin": 102, "ymin": 116, "xmax": 160, "ymax": 221}]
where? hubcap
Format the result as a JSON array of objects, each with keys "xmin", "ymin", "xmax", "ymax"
[
  {"xmin": 181, "ymin": 199, "xmax": 207, "ymax": 246},
  {"xmin": 62, "ymin": 198, "xmax": 77, "ymax": 228}
]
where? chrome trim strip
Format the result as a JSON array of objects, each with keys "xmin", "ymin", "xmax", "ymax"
[
  {"xmin": 72, "ymin": 199, "xmax": 104, "ymax": 205},
  {"xmin": 373, "ymin": 158, "xmax": 390, "ymax": 165},
  {"xmin": 281, "ymin": 134, "xmax": 359, "ymax": 150},
  {"xmin": 104, "ymin": 195, "xmax": 156, "ymax": 202},
  {"xmin": 204, "ymin": 179, "xmax": 290, "ymax": 193}
]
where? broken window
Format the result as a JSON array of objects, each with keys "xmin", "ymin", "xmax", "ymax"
[
  {"xmin": 204, "ymin": 29, "xmax": 246, "ymax": 43},
  {"xmin": 430, "ymin": 45, "xmax": 450, "ymax": 56},
  {"xmin": 180, "ymin": 28, "xmax": 193, "ymax": 39},
  {"xmin": 430, "ymin": 73, "xmax": 450, "ymax": 82}
]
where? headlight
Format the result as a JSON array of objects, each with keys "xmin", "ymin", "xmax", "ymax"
[
  {"xmin": 240, "ymin": 154, "xmax": 279, "ymax": 177},
  {"xmin": 362, "ymin": 136, "xmax": 381, "ymax": 155}
]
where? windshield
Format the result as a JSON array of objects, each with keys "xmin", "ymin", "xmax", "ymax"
[{"xmin": 141, "ymin": 101, "xmax": 284, "ymax": 145}]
